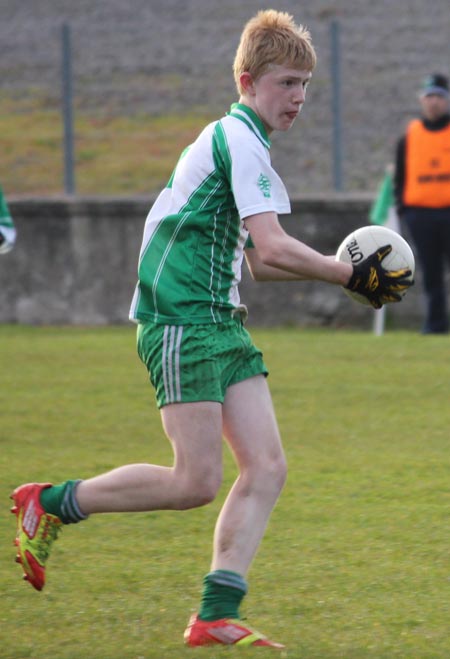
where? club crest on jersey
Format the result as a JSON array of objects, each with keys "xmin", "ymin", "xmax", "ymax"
[{"xmin": 257, "ymin": 173, "xmax": 271, "ymax": 198}]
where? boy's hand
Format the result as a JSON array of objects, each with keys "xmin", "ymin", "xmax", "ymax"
[{"xmin": 345, "ymin": 244, "xmax": 413, "ymax": 309}]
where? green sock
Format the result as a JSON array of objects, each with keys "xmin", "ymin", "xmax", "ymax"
[
  {"xmin": 40, "ymin": 479, "xmax": 88, "ymax": 524},
  {"xmin": 198, "ymin": 570, "xmax": 248, "ymax": 621}
]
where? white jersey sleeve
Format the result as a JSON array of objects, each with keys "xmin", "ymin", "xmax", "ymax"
[{"xmin": 220, "ymin": 114, "xmax": 291, "ymax": 220}]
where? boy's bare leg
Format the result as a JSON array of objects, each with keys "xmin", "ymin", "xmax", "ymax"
[
  {"xmin": 212, "ymin": 375, "xmax": 287, "ymax": 576},
  {"xmin": 76, "ymin": 401, "xmax": 224, "ymax": 514}
]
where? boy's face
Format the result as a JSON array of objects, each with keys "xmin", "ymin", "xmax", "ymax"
[{"xmin": 241, "ymin": 64, "xmax": 312, "ymax": 134}]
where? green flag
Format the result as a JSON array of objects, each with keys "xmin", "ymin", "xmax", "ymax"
[
  {"xmin": 370, "ymin": 171, "xmax": 395, "ymax": 225},
  {"xmin": 0, "ymin": 185, "xmax": 16, "ymax": 254}
]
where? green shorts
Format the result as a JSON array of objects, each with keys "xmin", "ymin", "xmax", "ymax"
[{"xmin": 136, "ymin": 319, "xmax": 268, "ymax": 408}]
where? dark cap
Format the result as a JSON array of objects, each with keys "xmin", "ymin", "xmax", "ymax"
[{"xmin": 420, "ymin": 73, "xmax": 449, "ymax": 98}]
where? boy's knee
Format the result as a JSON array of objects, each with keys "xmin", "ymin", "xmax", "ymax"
[
  {"xmin": 270, "ymin": 453, "xmax": 288, "ymax": 492},
  {"xmin": 177, "ymin": 467, "xmax": 222, "ymax": 509},
  {"xmin": 191, "ymin": 477, "xmax": 221, "ymax": 508},
  {"xmin": 251, "ymin": 451, "xmax": 287, "ymax": 495}
]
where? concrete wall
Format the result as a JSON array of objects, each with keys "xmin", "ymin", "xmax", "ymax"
[{"xmin": 0, "ymin": 195, "xmax": 423, "ymax": 329}]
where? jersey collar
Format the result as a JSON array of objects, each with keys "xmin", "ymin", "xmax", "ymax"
[{"xmin": 227, "ymin": 103, "xmax": 271, "ymax": 149}]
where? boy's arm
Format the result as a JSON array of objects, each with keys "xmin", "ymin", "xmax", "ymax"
[
  {"xmin": 245, "ymin": 246, "xmax": 310, "ymax": 281},
  {"xmin": 244, "ymin": 211, "xmax": 351, "ymax": 285},
  {"xmin": 245, "ymin": 243, "xmax": 338, "ymax": 281}
]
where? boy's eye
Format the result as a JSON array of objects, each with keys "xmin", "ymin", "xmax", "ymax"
[{"xmin": 280, "ymin": 79, "xmax": 309, "ymax": 89}]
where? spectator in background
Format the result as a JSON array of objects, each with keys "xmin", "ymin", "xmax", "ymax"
[
  {"xmin": 0, "ymin": 184, "xmax": 16, "ymax": 254},
  {"xmin": 394, "ymin": 73, "xmax": 450, "ymax": 334}
]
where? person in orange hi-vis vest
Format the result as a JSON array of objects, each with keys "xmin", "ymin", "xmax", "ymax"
[{"xmin": 394, "ymin": 73, "xmax": 450, "ymax": 334}]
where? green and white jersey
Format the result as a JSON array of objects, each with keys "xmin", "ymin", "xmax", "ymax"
[
  {"xmin": 129, "ymin": 103, "xmax": 290, "ymax": 325},
  {"xmin": 0, "ymin": 185, "xmax": 16, "ymax": 254}
]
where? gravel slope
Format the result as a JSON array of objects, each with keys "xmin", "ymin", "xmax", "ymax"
[{"xmin": 2, "ymin": 0, "xmax": 450, "ymax": 194}]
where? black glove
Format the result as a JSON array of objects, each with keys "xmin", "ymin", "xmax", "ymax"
[
  {"xmin": 0, "ymin": 232, "xmax": 4, "ymax": 246},
  {"xmin": 345, "ymin": 244, "xmax": 413, "ymax": 309}
]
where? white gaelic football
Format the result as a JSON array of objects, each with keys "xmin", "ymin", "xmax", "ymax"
[{"xmin": 335, "ymin": 225, "xmax": 415, "ymax": 305}]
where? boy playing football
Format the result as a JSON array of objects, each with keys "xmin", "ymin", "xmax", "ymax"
[{"xmin": 11, "ymin": 10, "xmax": 411, "ymax": 648}]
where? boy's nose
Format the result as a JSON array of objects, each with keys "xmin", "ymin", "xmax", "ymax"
[{"xmin": 294, "ymin": 87, "xmax": 306, "ymax": 104}]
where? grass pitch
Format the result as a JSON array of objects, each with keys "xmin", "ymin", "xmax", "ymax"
[{"xmin": 0, "ymin": 326, "xmax": 449, "ymax": 658}]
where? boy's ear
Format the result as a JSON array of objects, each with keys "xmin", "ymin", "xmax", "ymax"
[{"xmin": 240, "ymin": 72, "xmax": 255, "ymax": 95}]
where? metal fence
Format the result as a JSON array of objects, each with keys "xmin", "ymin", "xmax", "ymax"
[{"xmin": 2, "ymin": 1, "xmax": 450, "ymax": 196}]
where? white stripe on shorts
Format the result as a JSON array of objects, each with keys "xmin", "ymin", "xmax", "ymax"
[{"xmin": 162, "ymin": 325, "xmax": 184, "ymax": 403}]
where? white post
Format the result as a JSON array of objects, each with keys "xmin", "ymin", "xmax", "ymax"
[
  {"xmin": 373, "ymin": 306, "xmax": 386, "ymax": 336},
  {"xmin": 372, "ymin": 203, "xmax": 399, "ymax": 336}
]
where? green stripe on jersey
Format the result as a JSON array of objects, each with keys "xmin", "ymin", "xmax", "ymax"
[
  {"xmin": 129, "ymin": 102, "xmax": 285, "ymax": 327},
  {"xmin": 228, "ymin": 103, "xmax": 271, "ymax": 149},
  {"xmin": 132, "ymin": 121, "xmax": 244, "ymax": 325}
]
